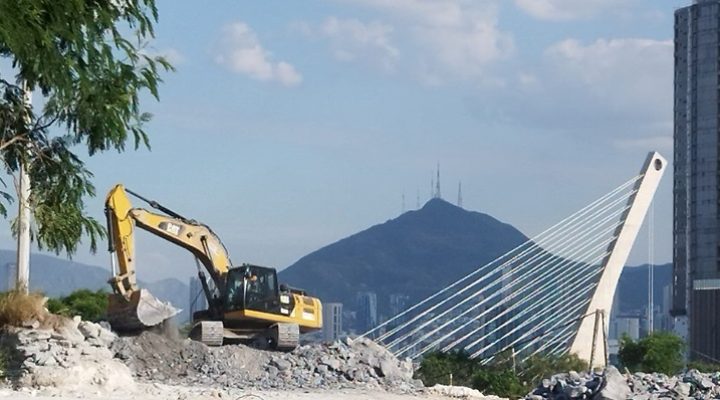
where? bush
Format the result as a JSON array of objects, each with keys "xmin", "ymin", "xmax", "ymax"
[
  {"xmin": 688, "ymin": 361, "xmax": 720, "ymax": 373},
  {"xmin": 415, "ymin": 351, "xmax": 479, "ymax": 387},
  {"xmin": 46, "ymin": 289, "xmax": 107, "ymax": 322},
  {"xmin": 472, "ymin": 368, "xmax": 526, "ymax": 399},
  {"xmin": 0, "ymin": 290, "xmax": 47, "ymax": 327},
  {"xmin": 520, "ymin": 353, "xmax": 588, "ymax": 384},
  {"xmin": 417, "ymin": 351, "xmax": 588, "ymax": 399},
  {"xmin": 618, "ymin": 332, "xmax": 685, "ymax": 375}
]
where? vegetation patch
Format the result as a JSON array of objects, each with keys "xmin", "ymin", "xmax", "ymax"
[
  {"xmin": 618, "ymin": 332, "xmax": 685, "ymax": 375},
  {"xmin": 46, "ymin": 289, "xmax": 107, "ymax": 322},
  {"xmin": 416, "ymin": 350, "xmax": 587, "ymax": 399},
  {"xmin": 0, "ymin": 347, "xmax": 8, "ymax": 379},
  {"xmin": 0, "ymin": 290, "xmax": 48, "ymax": 328}
]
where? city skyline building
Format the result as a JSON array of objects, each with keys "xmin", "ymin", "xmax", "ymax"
[
  {"xmin": 673, "ymin": 0, "xmax": 720, "ymax": 362},
  {"xmin": 356, "ymin": 291, "xmax": 378, "ymax": 334},
  {"xmin": 322, "ymin": 302, "xmax": 343, "ymax": 341},
  {"xmin": 1, "ymin": 263, "xmax": 16, "ymax": 292}
]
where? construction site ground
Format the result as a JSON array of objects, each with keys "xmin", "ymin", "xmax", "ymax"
[{"xmin": 0, "ymin": 384, "xmax": 464, "ymax": 400}]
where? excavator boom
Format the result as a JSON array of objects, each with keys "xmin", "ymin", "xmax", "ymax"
[{"xmin": 105, "ymin": 184, "xmax": 234, "ymax": 331}]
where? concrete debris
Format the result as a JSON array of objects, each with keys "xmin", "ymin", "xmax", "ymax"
[
  {"xmin": 427, "ymin": 384, "xmax": 508, "ymax": 399},
  {"xmin": 526, "ymin": 367, "xmax": 720, "ymax": 400},
  {"xmin": 110, "ymin": 333, "xmax": 420, "ymax": 392},
  {"xmin": 1, "ymin": 317, "xmax": 132, "ymax": 392}
]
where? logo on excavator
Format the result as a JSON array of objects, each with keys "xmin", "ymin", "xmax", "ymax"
[{"xmin": 159, "ymin": 222, "xmax": 181, "ymax": 236}]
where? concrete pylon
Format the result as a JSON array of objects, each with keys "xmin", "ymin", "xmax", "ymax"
[{"xmin": 569, "ymin": 152, "xmax": 667, "ymax": 367}]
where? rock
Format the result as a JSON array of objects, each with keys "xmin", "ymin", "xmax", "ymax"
[
  {"xmin": 78, "ymin": 321, "xmax": 102, "ymax": 340},
  {"xmin": 598, "ymin": 366, "xmax": 631, "ymax": 400},
  {"xmin": 55, "ymin": 323, "xmax": 85, "ymax": 345},
  {"xmin": 674, "ymin": 381, "xmax": 691, "ymax": 396},
  {"xmin": 320, "ymin": 356, "xmax": 341, "ymax": 371},
  {"xmin": 17, "ymin": 329, "xmax": 52, "ymax": 344},
  {"xmin": 271, "ymin": 358, "xmax": 292, "ymax": 371}
]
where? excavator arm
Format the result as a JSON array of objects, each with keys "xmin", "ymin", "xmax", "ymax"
[{"xmin": 105, "ymin": 184, "xmax": 233, "ymax": 330}]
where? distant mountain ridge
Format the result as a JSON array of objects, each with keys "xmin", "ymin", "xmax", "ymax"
[
  {"xmin": 280, "ymin": 198, "xmax": 673, "ymax": 331},
  {"xmin": 0, "ymin": 250, "xmax": 191, "ymax": 322},
  {"xmin": 280, "ymin": 198, "xmax": 530, "ymax": 324}
]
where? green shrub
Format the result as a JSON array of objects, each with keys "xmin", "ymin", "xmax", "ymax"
[
  {"xmin": 472, "ymin": 368, "xmax": 526, "ymax": 399},
  {"xmin": 47, "ymin": 289, "xmax": 107, "ymax": 322},
  {"xmin": 520, "ymin": 353, "xmax": 588, "ymax": 384},
  {"xmin": 687, "ymin": 361, "xmax": 720, "ymax": 373},
  {"xmin": 415, "ymin": 350, "xmax": 479, "ymax": 387},
  {"xmin": 618, "ymin": 332, "xmax": 685, "ymax": 375},
  {"xmin": 0, "ymin": 347, "xmax": 8, "ymax": 378}
]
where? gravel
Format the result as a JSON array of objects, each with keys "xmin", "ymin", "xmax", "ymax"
[
  {"xmin": 526, "ymin": 367, "xmax": 720, "ymax": 400},
  {"xmin": 111, "ymin": 331, "xmax": 419, "ymax": 392}
]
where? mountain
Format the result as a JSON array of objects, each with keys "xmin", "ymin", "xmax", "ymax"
[
  {"xmin": 279, "ymin": 198, "xmax": 674, "ymax": 332},
  {"xmin": 0, "ymin": 250, "xmax": 191, "ymax": 322},
  {"xmin": 615, "ymin": 263, "xmax": 673, "ymax": 315},
  {"xmin": 279, "ymin": 198, "xmax": 530, "ymax": 322}
]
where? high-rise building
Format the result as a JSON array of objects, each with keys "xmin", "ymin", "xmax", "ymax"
[
  {"xmin": 356, "ymin": 291, "xmax": 378, "ymax": 333},
  {"xmin": 322, "ymin": 302, "xmax": 343, "ymax": 341},
  {"xmin": 389, "ymin": 293, "xmax": 410, "ymax": 317},
  {"xmin": 189, "ymin": 276, "xmax": 208, "ymax": 319},
  {"xmin": 1, "ymin": 263, "xmax": 17, "ymax": 292},
  {"xmin": 674, "ymin": 0, "xmax": 720, "ymax": 361}
]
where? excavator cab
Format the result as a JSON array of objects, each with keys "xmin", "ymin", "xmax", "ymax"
[{"xmin": 224, "ymin": 265, "xmax": 281, "ymax": 314}]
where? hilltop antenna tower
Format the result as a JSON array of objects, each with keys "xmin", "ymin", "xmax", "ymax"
[
  {"xmin": 430, "ymin": 175, "xmax": 434, "ymax": 199},
  {"xmin": 435, "ymin": 163, "xmax": 441, "ymax": 199},
  {"xmin": 458, "ymin": 182, "xmax": 463, "ymax": 208},
  {"xmin": 416, "ymin": 189, "xmax": 420, "ymax": 209},
  {"xmin": 402, "ymin": 193, "xmax": 406, "ymax": 214}
]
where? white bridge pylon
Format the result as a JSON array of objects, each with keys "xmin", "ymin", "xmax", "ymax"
[{"xmin": 362, "ymin": 152, "xmax": 666, "ymax": 368}]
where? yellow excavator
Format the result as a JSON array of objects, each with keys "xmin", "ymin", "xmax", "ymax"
[{"xmin": 104, "ymin": 184, "xmax": 322, "ymax": 349}]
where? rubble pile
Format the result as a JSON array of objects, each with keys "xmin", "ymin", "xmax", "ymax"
[
  {"xmin": 1, "ymin": 318, "xmax": 133, "ymax": 391},
  {"xmin": 111, "ymin": 331, "xmax": 420, "ymax": 392},
  {"xmin": 526, "ymin": 367, "xmax": 720, "ymax": 400}
]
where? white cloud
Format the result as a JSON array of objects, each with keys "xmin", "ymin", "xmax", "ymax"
[
  {"xmin": 321, "ymin": 0, "xmax": 514, "ymax": 82},
  {"xmin": 544, "ymin": 38, "xmax": 672, "ymax": 117},
  {"xmin": 514, "ymin": 0, "xmax": 634, "ymax": 21},
  {"xmin": 319, "ymin": 17, "xmax": 399, "ymax": 71},
  {"xmin": 481, "ymin": 37, "xmax": 673, "ymax": 146},
  {"xmin": 215, "ymin": 22, "xmax": 302, "ymax": 87}
]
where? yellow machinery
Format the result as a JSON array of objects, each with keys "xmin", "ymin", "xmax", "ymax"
[{"xmin": 104, "ymin": 184, "xmax": 322, "ymax": 349}]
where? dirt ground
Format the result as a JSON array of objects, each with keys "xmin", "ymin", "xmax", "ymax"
[{"xmin": 0, "ymin": 383, "xmax": 469, "ymax": 400}]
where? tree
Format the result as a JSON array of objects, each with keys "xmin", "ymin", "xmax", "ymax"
[
  {"xmin": 618, "ymin": 332, "xmax": 685, "ymax": 375},
  {"xmin": 0, "ymin": 0, "xmax": 172, "ymax": 255},
  {"xmin": 46, "ymin": 289, "xmax": 108, "ymax": 321}
]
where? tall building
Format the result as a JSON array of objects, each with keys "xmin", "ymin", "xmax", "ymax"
[
  {"xmin": 1, "ymin": 263, "xmax": 17, "ymax": 292},
  {"xmin": 674, "ymin": 0, "xmax": 720, "ymax": 361},
  {"xmin": 322, "ymin": 302, "xmax": 343, "ymax": 341},
  {"xmin": 356, "ymin": 292, "xmax": 378, "ymax": 333},
  {"xmin": 389, "ymin": 293, "xmax": 410, "ymax": 317}
]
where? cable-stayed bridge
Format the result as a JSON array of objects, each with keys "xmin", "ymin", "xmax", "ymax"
[{"xmin": 362, "ymin": 152, "xmax": 666, "ymax": 368}]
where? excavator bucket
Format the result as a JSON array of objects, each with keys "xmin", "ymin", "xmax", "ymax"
[{"xmin": 107, "ymin": 289, "xmax": 180, "ymax": 331}]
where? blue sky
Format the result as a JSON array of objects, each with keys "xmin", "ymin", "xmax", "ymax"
[{"xmin": 1, "ymin": 0, "xmax": 681, "ymax": 282}]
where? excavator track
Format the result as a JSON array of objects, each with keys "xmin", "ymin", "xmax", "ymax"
[
  {"xmin": 270, "ymin": 323, "xmax": 299, "ymax": 351},
  {"xmin": 189, "ymin": 320, "xmax": 224, "ymax": 346}
]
